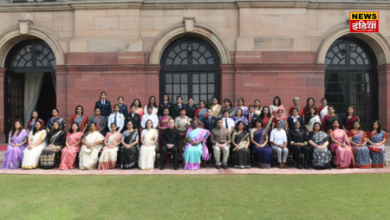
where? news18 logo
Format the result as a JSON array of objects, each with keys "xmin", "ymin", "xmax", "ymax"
[{"xmin": 350, "ymin": 12, "xmax": 379, "ymax": 33}]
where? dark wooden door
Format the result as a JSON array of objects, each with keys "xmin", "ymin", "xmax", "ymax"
[{"xmin": 5, "ymin": 74, "xmax": 24, "ymax": 138}]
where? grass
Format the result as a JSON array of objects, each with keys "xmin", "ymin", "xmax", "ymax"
[{"xmin": 0, "ymin": 174, "xmax": 390, "ymax": 220}]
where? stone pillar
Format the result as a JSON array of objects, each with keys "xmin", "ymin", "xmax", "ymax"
[
  {"xmin": 218, "ymin": 64, "xmax": 235, "ymax": 105},
  {"xmin": 377, "ymin": 64, "xmax": 390, "ymax": 131},
  {"xmin": 53, "ymin": 65, "xmax": 70, "ymax": 129},
  {"xmin": 0, "ymin": 68, "xmax": 5, "ymax": 142},
  {"xmin": 144, "ymin": 65, "xmax": 161, "ymax": 103}
]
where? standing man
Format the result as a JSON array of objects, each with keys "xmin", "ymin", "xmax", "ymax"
[
  {"xmin": 210, "ymin": 119, "xmax": 231, "ymax": 170},
  {"xmin": 158, "ymin": 94, "xmax": 173, "ymax": 117},
  {"xmin": 141, "ymin": 106, "xmax": 159, "ymax": 129},
  {"xmin": 171, "ymin": 96, "xmax": 187, "ymax": 119},
  {"xmin": 185, "ymin": 97, "xmax": 198, "ymax": 119},
  {"xmin": 108, "ymin": 104, "xmax": 125, "ymax": 132},
  {"xmin": 117, "ymin": 96, "xmax": 128, "ymax": 119},
  {"xmin": 94, "ymin": 91, "xmax": 112, "ymax": 117},
  {"xmin": 246, "ymin": 105, "xmax": 261, "ymax": 130},
  {"xmin": 270, "ymin": 120, "xmax": 288, "ymax": 169},
  {"xmin": 222, "ymin": 110, "xmax": 235, "ymax": 135},
  {"xmin": 126, "ymin": 105, "xmax": 141, "ymax": 132},
  {"xmin": 175, "ymin": 108, "xmax": 191, "ymax": 162},
  {"xmin": 160, "ymin": 118, "xmax": 181, "ymax": 170}
]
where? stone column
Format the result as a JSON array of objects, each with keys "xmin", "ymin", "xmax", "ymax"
[
  {"xmin": 0, "ymin": 68, "xmax": 5, "ymax": 142},
  {"xmin": 377, "ymin": 64, "xmax": 390, "ymax": 131}
]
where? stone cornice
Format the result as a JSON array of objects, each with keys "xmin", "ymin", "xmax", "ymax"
[{"xmin": 0, "ymin": 0, "xmax": 388, "ymax": 12}]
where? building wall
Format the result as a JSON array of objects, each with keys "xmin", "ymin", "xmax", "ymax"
[{"xmin": 0, "ymin": 1, "xmax": 390, "ymax": 139}]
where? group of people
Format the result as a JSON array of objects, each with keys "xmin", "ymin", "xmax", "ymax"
[{"xmin": 1, "ymin": 92, "xmax": 387, "ymax": 171}]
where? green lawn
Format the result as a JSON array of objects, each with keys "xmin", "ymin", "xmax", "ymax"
[{"xmin": 1, "ymin": 174, "xmax": 389, "ymax": 220}]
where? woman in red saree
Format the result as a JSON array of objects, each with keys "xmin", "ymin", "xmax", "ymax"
[
  {"xmin": 301, "ymin": 97, "xmax": 316, "ymax": 122},
  {"xmin": 259, "ymin": 106, "xmax": 274, "ymax": 130},
  {"xmin": 59, "ymin": 123, "xmax": 84, "ymax": 170},
  {"xmin": 341, "ymin": 106, "xmax": 359, "ymax": 132},
  {"xmin": 328, "ymin": 120, "xmax": 354, "ymax": 168},
  {"xmin": 70, "ymin": 105, "xmax": 89, "ymax": 133}
]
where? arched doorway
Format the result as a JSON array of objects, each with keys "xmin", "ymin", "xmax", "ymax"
[
  {"xmin": 159, "ymin": 37, "xmax": 220, "ymax": 105},
  {"xmin": 324, "ymin": 37, "xmax": 378, "ymax": 129},
  {"xmin": 4, "ymin": 39, "xmax": 56, "ymax": 138}
]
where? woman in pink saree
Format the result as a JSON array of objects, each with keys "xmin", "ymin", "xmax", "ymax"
[
  {"xmin": 184, "ymin": 120, "xmax": 210, "ymax": 170},
  {"xmin": 59, "ymin": 123, "xmax": 84, "ymax": 170},
  {"xmin": 270, "ymin": 96, "xmax": 286, "ymax": 118},
  {"xmin": 328, "ymin": 120, "xmax": 355, "ymax": 168}
]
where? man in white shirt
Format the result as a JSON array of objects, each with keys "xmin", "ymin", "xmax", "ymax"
[
  {"xmin": 270, "ymin": 120, "xmax": 288, "ymax": 169},
  {"xmin": 222, "ymin": 110, "xmax": 235, "ymax": 134},
  {"xmin": 108, "ymin": 104, "xmax": 125, "ymax": 132},
  {"xmin": 141, "ymin": 106, "xmax": 159, "ymax": 129}
]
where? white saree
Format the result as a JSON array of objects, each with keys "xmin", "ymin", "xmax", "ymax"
[
  {"xmin": 79, "ymin": 131, "xmax": 105, "ymax": 170},
  {"xmin": 22, "ymin": 130, "xmax": 47, "ymax": 169}
]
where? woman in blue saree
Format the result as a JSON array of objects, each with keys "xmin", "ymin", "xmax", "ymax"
[
  {"xmin": 366, "ymin": 120, "xmax": 388, "ymax": 168},
  {"xmin": 46, "ymin": 108, "xmax": 66, "ymax": 132},
  {"xmin": 233, "ymin": 108, "xmax": 249, "ymax": 129},
  {"xmin": 26, "ymin": 111, "xmax": 44, "ymax": 133},
  {"xmin": 250, "ymin": 119, "xmax": 272, "ymax": 168},
  {"xmin": 184, "ymin": 120, "xmax": 210, "ymax": 170}
]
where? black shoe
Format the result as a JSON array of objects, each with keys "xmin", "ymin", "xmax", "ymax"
[
  {"xmin": 326, "ymin": 163, "xmax": 331, "ymax": 170},
  {"xmin": 297, "ymin": 163, "xmax": 302, "ymax": 169},
  {"xmin": 216, "ymin": 165, "xmax": 221, "ymax": 170},
  {"xmin": 222, "ymin": 164, "xmax": 227, "ymax": 169},
  {"xmin": 304, "ymin": 163, "xmax": 309, "ymax": 169},
  {"xmin": 160, "ymin": 166, "xmax": 165, "ymax": 170},
  {"xmin": 174, "ymin": 166, "xmax": 178, "ymax": 170}
]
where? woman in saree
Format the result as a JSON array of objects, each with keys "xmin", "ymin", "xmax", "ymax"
[
  {"xmin": 98, "ymin": 123, "xmax": 122, "ymax": 170},
  {"xmin": 22, "ymin": 121, "xmax": 47, "ymax": 169},
  {"xmin": 322, "ymin": 105, "xmax": 339, "ymax": 132},
  {"xmin": 132, "ymin": 98, "xmax": 144, "ymax": 120},
  {"xmin": 184, "ymin": 119, "xmax": 210, "ymax": 170},
  {"xmin": 308, "ymin": 122, "xmax": 332, "ymax": 170},
  {"xmin": 342, "ymin": 106, "xmax": 360, "ymax": 132},
  {"xmin": 348, "ymin": 121, "xmax": 370, "ymax": 168},
  {"xmin": 139, "ymin": 120, "xmax": 158, "ymax": 170},
  {"xmin": 194, "ymin": 100, "xmax": 208, "ymax": 127},
  {"xmin": 233, "ymin": 108, "xmax": 249, "ymax": 128},
  {"xmin": 254, "ymin": 99, "xmax": 262, "ymax": 115},
  {"xmin": 235, "ymin": 98, "xmax": 248, "ymax": 116},
  {"xmin": 1, "ymin": 120, "xmax": 28, "ymax": 169},
  {"xmin": 40, "ymin": 121, "xmax": 66, "ymax": 169},
  {"xmin": 328, "ymin": 120, "xmax": 354, "ymax": 168},
  {"xmin": 232, "ymin": 121, "xmax": 251, "ymax": 169},
  {"xmin": 70, "ymin": 105, "xmax": 89, "ymax": 133},
  {"xmin": 26, "ymin": 111, "xmax": 44, "ymax": 133},
  {"xmin": 305, "ymin": 106, "xmax": 321, "ymax": 135},
  {"xmin": 270, "ymin": 96, "xmax": 286, "ymax": 118},
  {"xmin": 260, "ymin": 106, "xmax": 274, "ymax": 130},
  {"xmin": 79, "ymin": 123, "xmax": 105, "ymax": 170},
  {"xmin": 157, "ymin": 108, "xmax": 172, "ymax": 148},
  {"xmin": 144, "ymin": 96, "xmax": 158, "ymax": 115},
  {"xmin": 210, "ymin": 97, "xmax": 222, "ymax": 118},
  {"xmin": 317, "ymin": 98, "xmax": 328, "ymax": 122},
  {"xmin": 250, "ymin": 119, "xmax": 271, "ymax": 168},
  {"xmin": 118, "ymin": 121, "xmax": 139, "ymax": 169},
  {"xmin": 271, "ymin": 109, "xmax": 287, "ymax": 131},
  {"xmin": 59, "ymin": 123, "xmax": 84, "ymax": 170},
  {"xmin": 366, "ymin": 120, "xmax": 388, "ymax": 168},
  {"xmin": 46, "ymin": 108, "xmax": 66, "ymax": 132},
  {"xmin": 301, "ymin": 97, "xmax": 316, "ymax": 121},
  {"xmin": 218, "ymin": 98, "xmax": 235, "ymax": 118}
]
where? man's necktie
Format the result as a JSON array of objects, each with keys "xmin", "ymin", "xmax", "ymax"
[
  {"xmin": 114, "ymin": 113, "xmax": 117, "ymax": 124},
  {"xmin": 249, "ymin": 114, "xmax": 253, "ymax": 123},
  {"xmin": 225, "ymin": 118, "xmax": 228, "ymax": 128},
  {"xmin": 179, "ymin": 105, "xmax": 181, "ymax": 109}
]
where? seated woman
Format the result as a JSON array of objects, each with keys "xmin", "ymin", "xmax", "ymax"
[
  {"xmin": 218, "ymin": 99, "xmax": 235, "ymax": 118},
  {"xmin": 342, "ymin": 106, "xmax": 360, "ymax": 133},
  {"xmin": 158, "ymin": 108, "xmax": 172, "ymax": 148},
  {"xmin": 288, "ymin": 121, "xmax": 310, "ymax": 169},
  {"xmin": 259, "ymin": 106, "xmax": 274, "ymax": 130},
  {"xmin": 46, "ymin": 108, "xmax": 66, "ymax": 132},
  {"xmin": 271, "ymin": 109, "xmax": 287, "ymax": 131},
  {"xmin": 348, "ymin": 121, "xmax": 370, "ymax": 168},
  {"xmin": 70, "ymin": 105, "xmax": 89, "ymax": 133},
  {"xmin": 305, "ymin": 106, "xmax": 321, "ymax": 135},
  {"xmin": 328, "ymin": 120, "xmax": 354, "ymax": 168},
  {"xmin": 233, "ymin": 108, "xmax": 249, "ymax": 128},
  {"xmin": 308, "ymin": 122, "xmax": 332, "ymax": 170},
  {"xmin": 194, "ymin": 100, "xmax": 207, "ymax": 127},
  {"xmin": 250, "ymin": 119, "xmax": 271, "ymax": 168},
  {"xmin": 1, "ymin": 120, "xmax": 28, "ymax": 169},
  {"xmin": 79, "ymin": 123, "xmax": 105, "ymax": 170},
  {"xmin": 26, "ymin": 111, "xmax": 44, "ymax": 133},
  {"xmin": 366, "ymin": 120, "xmax": 388, "ymax": 168},
  {"xmin": 235, "ymin": 98, "xmax": 248, "ymax": 116},
  {"xmin": 98, "ymin": 123, "xmax": 122, "ymax": 170},
  {"xmin": 184, "ymin": 119, "xmax": 210, "ymax": 170},
  {"xmin": 118, "ymin": 121, "xmax": 139, "ymax": 169},
  {"xmin": 232, "ymin": 121, "xmax": 250, "ymax": 169},
  {"xmin": 270, "ymin": 96, "xmax": 286, "ymax": 118},
  {"xmin": 40, "ymin": 121, "xmax": 66, "ymax": 169},
  {"xmin": 322, "ymin": 105, "xmax": 339, "ymax": 132},
  {"xmin": 139, "ymin": 120, "xmax": 158, "ymax": 170},
  {"xmin": 22, "ymin": 121, "xmax": 47, "ymax": 169},
  {"xmin": 59, "ymin": 123, "xmax": 84, "ymax": 170}
]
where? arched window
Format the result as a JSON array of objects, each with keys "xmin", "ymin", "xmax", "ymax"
[
  {"xmin": 325, "ymin": 38, "xmax": 378, "ymax": 129},
  {"xmin": 9, "ymin": 42, "xmax": 56, "ymax": 68},
  {"xmin": 160, "ymin": 38, "xmax": 220, "ymax": 105}
]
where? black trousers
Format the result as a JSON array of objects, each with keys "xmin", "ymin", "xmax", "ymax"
[
  {"xmin": 290, "ymin": 144, "xmax": 310, "ymax": 164},
  {"xmin": 160, "ymin": 145, "xmax": 178, "ymax": 168}
]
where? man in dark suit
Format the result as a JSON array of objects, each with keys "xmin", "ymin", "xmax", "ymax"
[
  {"xmin": 288, "ymin": 121, "xmax": 310, "ymax": 169},
  {"xmin": 246, "ymin": 105, "xmax": 261, "ymax": 130},
  {"xmin": 125, "ymin": 105, "xmax": 141, "ymax": 132},
  {"xmin": 94, "ymin": 91, "xmax": 112, "ymax": 117},
  {"xmin": 117, "ymin": 96, "xmax": 128, "ymax": 119},
  {"xmin": 158, "ymin": 93, "xmax": 173, "ymax": 117},
  {"xmin": 171, "ymin": 95, "xmax": 187, "ymax": 119},
  {"xmin": 160, "ymin": 118, "xmax": 181, "ymax": 170},
  {"xmin": 202, "ymin": 109, "xmax": 217, "ymax": 132},
  {"xmin": 185, "ymin": 97, "xmax": 198, "ymax": 119}
]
